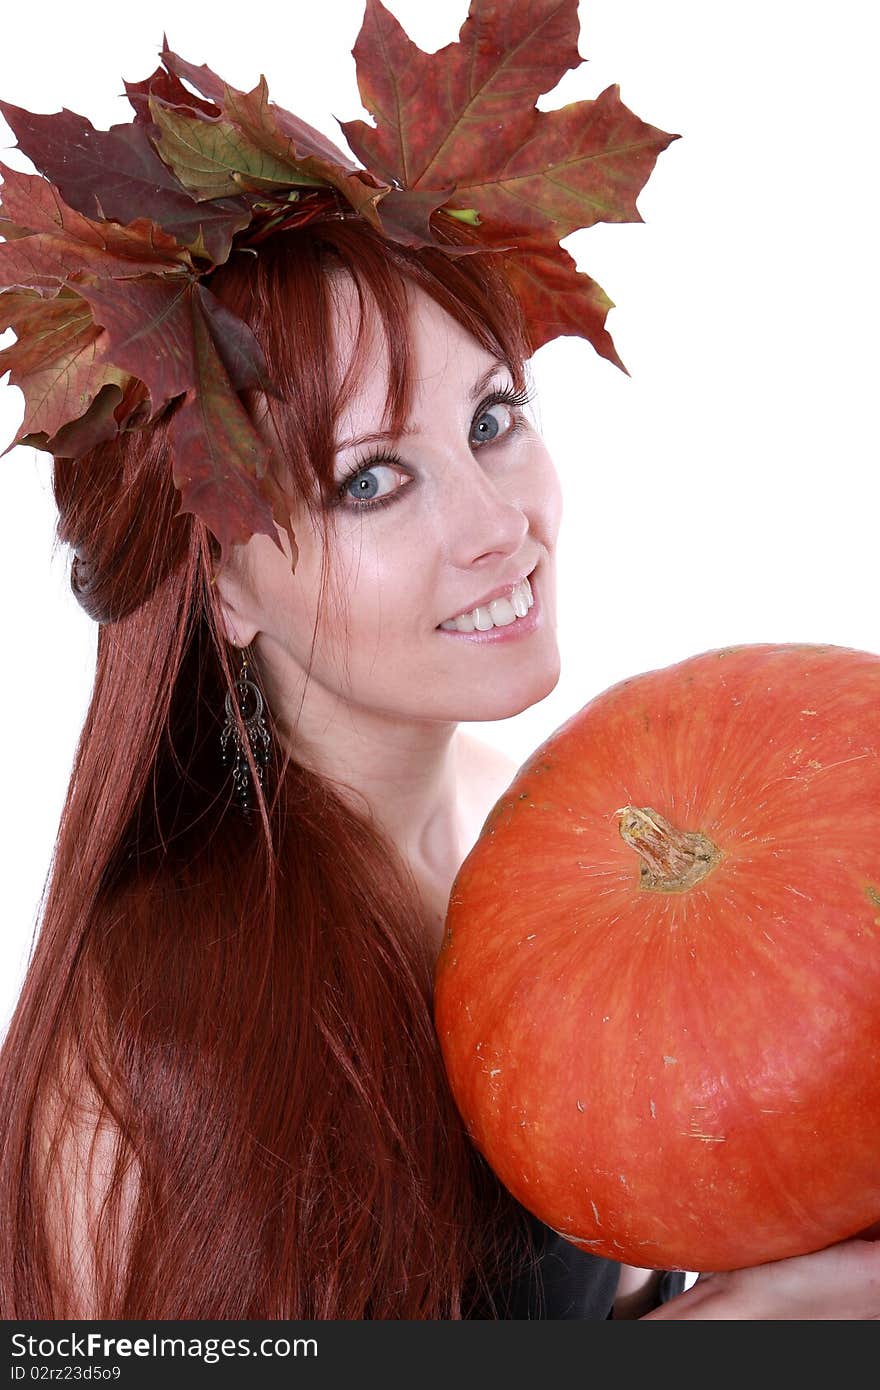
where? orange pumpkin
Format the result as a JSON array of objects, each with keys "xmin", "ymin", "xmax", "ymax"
[{"xmin": 434, "ymin": 644, "xmax": 880, "ymax": 1271}]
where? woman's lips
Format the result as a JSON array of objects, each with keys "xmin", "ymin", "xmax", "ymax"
[{"xmin": 434, "ymin": 567, "xmax": 540, "ymax": 644}]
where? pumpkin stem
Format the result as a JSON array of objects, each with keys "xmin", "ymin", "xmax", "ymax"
[{"xmin": 615, "ymin": 805, "xmax": 723, "ymax": 893}]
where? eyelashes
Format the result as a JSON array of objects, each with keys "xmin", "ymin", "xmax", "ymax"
[{"xmin": 333, "ymin": 382, "xmax": 535, "ymax": 513}]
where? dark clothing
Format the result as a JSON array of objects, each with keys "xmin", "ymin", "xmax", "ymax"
[{"xmin": 471, "ymin": 1206, "xmax": 687, "ymax": 1320}]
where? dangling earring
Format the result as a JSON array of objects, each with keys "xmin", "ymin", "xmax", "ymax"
[{"xmin": 220, "ymin": 644, "xmax": 272, "ymax": 817}]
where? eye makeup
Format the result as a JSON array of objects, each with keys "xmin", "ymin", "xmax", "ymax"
[{"xmin": 333, "ymin": 383, "xmax": 535, "ymax": 513}]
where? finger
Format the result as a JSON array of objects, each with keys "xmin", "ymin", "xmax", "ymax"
[{"xmin": 855, "ymin": 1219, "xmax": 880, "ymax": 1241}]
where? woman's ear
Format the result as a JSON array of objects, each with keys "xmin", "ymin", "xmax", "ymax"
[{"xmin": 211, "ymin": 548, "xmax": 260, "ymax": 649}]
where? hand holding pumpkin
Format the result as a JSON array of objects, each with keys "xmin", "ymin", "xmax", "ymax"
[
  {"xmin": 435, "ymin": 644, "xmax": 880, "ymax": 1283},
  {"xmin": 642, "ymin": 1233, "xmax": 880, "ymax": 1319}
]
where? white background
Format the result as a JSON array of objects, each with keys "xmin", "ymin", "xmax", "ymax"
[{"xmin": 1, "ymin": 0, "xmax": 877, "ymax": 1031}]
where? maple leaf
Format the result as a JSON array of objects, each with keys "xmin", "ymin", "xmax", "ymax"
[
  {"xmin": 339, "ymin": 0, "xmax": 680, "ymax": 365},
  {"xmin": 73, "ymin": 272, "xmax": 295, "ymax": 574},
  {"xmin": 0, "ymin": 161, "xmax": 188, "ymax": 258},
  {"xmin": 123, "ymin": 65, "xmax": 221, "ymax": 125},
  {"xmin": 0, "ymin": 163, "xmax": 193, "ymax": 290},
  {"xmin": 493, "ymin": 237, "xmax": 626, "ymax": 366},
  {"xmin": 0, "ymin": 99, "xmax": 250, "ymax": 264},
  {"xmin": 444, "ymin": 84, "xmax": 679, "ymax": 242},
  {"xmin": 156, "ymin": 41, "xmax": 482, "ymax": 256},
  {"xmin": 167, "ymin": 304, "xmax": 298, "ymax": 578},
  {"xmin": 72, "ymin": 274, "xmax": 276, "ymax": 406},
  {"xmin": 37, "ymin": 382, "xmax": 128, "ymax": 457},
  {"xmin": 0, "ymin": 4, "xmax": 677, "ymax": 575},
  {"xmin": 341, "ymin": 0, "xmax": 583, "ymax": 188},
  {"xmin": 159, "ymin": 47, "xmax": 387, "ymax": 220},
  {"xmin": 0, "ymin": 287, "xmax": 129, "ymax": 448},
  {"xmin": 147, "ymin": 97, "xmax": 333, "ymax": 201},
  {"xmin": 364, "ymin": 185, "xmax": 471, "ymax": 251}
]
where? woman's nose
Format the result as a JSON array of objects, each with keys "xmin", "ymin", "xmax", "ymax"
[{"xmin": 436, "ymin": 447, "xmax": 530, "ymax": 563}]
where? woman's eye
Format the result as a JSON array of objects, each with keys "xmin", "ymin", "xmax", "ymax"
[
  {"xmin": 471, "ymin": 400, "xmax": 515, "ymax": 446},
  {"xmin": 335, "ymin": 386, "xmax": 531, "ymax": 511},
  {"xmin": 341, "ymin": 462, "xmax": 406, "ymax": 506}
]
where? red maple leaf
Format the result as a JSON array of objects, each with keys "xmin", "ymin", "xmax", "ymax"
[{"xmin": 339, "ymin": 0, "xmax": 680, "ymax": 360}]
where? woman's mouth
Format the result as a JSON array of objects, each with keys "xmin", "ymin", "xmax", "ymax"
[{"xmin": 435, "ymin": 568, "xmax": 540, "ymax": 644}]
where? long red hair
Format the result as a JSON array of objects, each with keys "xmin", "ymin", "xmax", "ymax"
[{"xmin": 0, "ymin": 215, "xmax": 541, "ymax": 1317}]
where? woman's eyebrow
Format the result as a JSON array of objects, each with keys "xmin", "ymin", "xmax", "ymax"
[{"xmin": 335, "ymin": 357, "xmax": 508, "ymax": 453}]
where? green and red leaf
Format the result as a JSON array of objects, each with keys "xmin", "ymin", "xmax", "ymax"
[
  {"xmin": 160, "ymin": 41, "xmax": 368, "ymax": 177},
  {"xmin": 147, "ymin": 97, "xmax": 331, "ymax": 201},
  {"xmin": 156, "ymin": 42, "xmax": 479, "ymax": 253},
  {"xmin": 158, "ymin": 46, "xmax": 386, "ymax": 219}
]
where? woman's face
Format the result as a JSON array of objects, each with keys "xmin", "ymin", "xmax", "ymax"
[{"xmin": 220, "ymin": 273, "xmax": 563, "ymax": 737}]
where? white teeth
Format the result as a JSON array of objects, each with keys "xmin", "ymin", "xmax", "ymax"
[
  {"xmin": 439, "ymin": 575, "xmax": 534, "ymax": 631},
  {"xmin": 478, "ymin": 596, "xmax": 515, "ymax": 629},
  {"xmin": 511, "ymin": 585, "xmax": 529, "ymax": 619},
  {"xmin": 450, "ymin": 608, "xmax": 476, "ymax": 632}
]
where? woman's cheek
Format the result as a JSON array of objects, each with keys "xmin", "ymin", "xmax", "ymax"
[{"xmin": 534, "ymin": 449, "xmax": 563, "ymax": 542}]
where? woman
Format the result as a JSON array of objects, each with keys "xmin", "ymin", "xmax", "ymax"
[{"xmin": 2, "ymin": 209, "xmax": 879, "ymax": 1320}]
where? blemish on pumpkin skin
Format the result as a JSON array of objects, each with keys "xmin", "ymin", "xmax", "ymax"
[
  {"xmin": 663, "ymin": 1055, "xmax": 678, "ymax": 1066},
  {"xmin": 785, "ymin": 885, "xmax": 811, "ymax": 901},
  {"xmin": 590, "ymin": 1200, "xmax": 601, "ymax": 1225},
  {"xmin": 576, "ymin": 1099, "xmax": 586, "ymax": 1113},
  {"xmin": 688, "ymin": 1107, "xmax": 726, "ymax": 1143}
]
